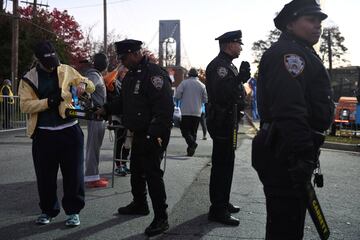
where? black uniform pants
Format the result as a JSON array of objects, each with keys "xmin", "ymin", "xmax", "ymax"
[
  {"xmin": 32, "ymin": 124, "xmax": 85, "ymax": 217},
  {"xmin": 180, "ymin": 115, "xmax": 200, "ymax": 148},
  {"xmin": 130, "ymin": 132, "xmax": 168, "ymax": 219},
  {"xmin": 209, "ymin": 137, "xmax": 235, "ymax": 213},
  {"xmin": 264, "ymin": 186, "xmax": 307, "ymax": 240},
  {"xmin": 252, "ymin": 130, "xmax": 307, "ymax": 240}
]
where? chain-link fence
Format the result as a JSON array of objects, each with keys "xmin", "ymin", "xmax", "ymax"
[{"xmin": 0, "ymin": 95, "xmax": 27, "ymax": 132}]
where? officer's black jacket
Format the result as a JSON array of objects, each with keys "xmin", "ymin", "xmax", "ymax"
[
  {"xmin": 205, "ymin": 51, "xmax": 245, "ymax": 138},
  {"xmin": 206, "ymin": 51, "xmax": 244, "ymax": 108},
  {"xmin": 108, "ymin": 56, "xmax": 174, "ymax": 138},
  {"xmin": 257, "ymin": 32, "xmax": 334, "ymax": 154}
]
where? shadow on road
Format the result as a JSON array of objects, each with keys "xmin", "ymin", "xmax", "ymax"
[{"xmin": 0, "ymin": 181, "xmax": 39, "ymax": 216}]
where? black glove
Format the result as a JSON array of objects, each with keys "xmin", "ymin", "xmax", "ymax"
[
  {"xmin": 238, "ymin": 61, "xmax": 251, "ymax": 83},
  {"xmin": 47, "ymin": 88, "xmax": 63, "ymax": 109}
]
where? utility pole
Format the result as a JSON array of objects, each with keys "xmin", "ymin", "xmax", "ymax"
[
  {"xmin": 32, "ymin": 0, "xmax": 37, "ymax": 17},
  {"xmin": 20, "ymin": 1, "xmax": 49, "ymax": 15},
  {"xmin": 103, "ymin": 0, "xmax": 107, "ymax": 54},
  {"xmin": 11, "ymin": 0, "xmax": 19, "ymax": 93}
]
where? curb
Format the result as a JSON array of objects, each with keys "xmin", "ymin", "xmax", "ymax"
[
  {"xmin": 322, "ymin": 141, "xmax": 360, "ymax": 152},
  {"xmin": 242, "ymin": 124, "xmax": 360, "ymax": 153}
]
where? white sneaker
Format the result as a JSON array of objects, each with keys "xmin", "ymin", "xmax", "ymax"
[
  {"xmin": 65, "ymin": 214, "xmax": 80, "ymax": 227},
  {"xmin": 35, "ymin": 214, "xmax": 52, "ymax": 225}
]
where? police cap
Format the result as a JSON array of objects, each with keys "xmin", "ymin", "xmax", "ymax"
[
  {"xmin": 215, "ymin": 30, "xmax": 243, "ymax": 45},
  {"xmin": 34, "ymin": 40, "xmax": 60, "ymax": 69},
  {"xmin": 114, "ymin": 39, "xmax": 143, "ymax": 58},
  {"xmin": 274, "ymin": 0, "xmax": 328, "ymax": 31}
]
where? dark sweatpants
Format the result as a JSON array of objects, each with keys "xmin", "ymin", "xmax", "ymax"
[
  {"xmin": 32, "ymin": 124, "xmax": 85, "ymax": 217},
  {"xmin": 180, "ymin": 115, "xmax": 200, "ymax": 148}
]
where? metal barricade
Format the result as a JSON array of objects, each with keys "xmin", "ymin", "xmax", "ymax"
[
  {"xmin": 0, "ymin": 95, "xmax": 27, "ymax": 132},
  {"xmin": 107, "ymin": 124, "xmax": 131, "ymax": 187}
]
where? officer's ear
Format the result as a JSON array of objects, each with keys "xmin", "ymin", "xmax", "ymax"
[
  {"xmin": 286, "ymin": 21, "xmax": 295, "ymax": 32},
  {"xmin": 286, "ymin": 16, "xmax": 302, "ymax": 33},
  {"xmin": 134, "ymin": 50, "xmax": 143, "ymax": 58}
]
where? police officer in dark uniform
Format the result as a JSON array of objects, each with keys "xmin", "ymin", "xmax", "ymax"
[
  {"xmin": 252, "ymin": 0, "xmax": 334, "ymax": 239},
  {"xmin": 205, "ymin": 30, "xmax": 249, "ymax": 226},
  {"xmin": 98, "ymin": 39, "xmax": 174, "ymax": 237}
]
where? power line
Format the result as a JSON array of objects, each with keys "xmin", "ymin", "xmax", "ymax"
[
  {"xmin": 181, "ymin": 37, "xmax": 191, "ymax": 69},
  {"xmin": 67, "ymin": 0, "xmax": 131, "ymax": 10},
  {"xmin": 0, "ymin": 12, "xmax": 57, "ymax": 36},
  {"xmin": 20, "ymin": 0, "xmax": 48, "ymax": 7},
  {"xmin": 148, "ymin": 29, "xmax": 158, "ymax": 47}
]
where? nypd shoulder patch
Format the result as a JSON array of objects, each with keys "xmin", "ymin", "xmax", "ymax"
[
  {"xmin": 284, "ymin": 54, "xmax": 305, "ymax": 78},
  {"xmin": 151, "ymin": 76, "xmax": 164, "ymax": 90},
  {"xmin": 217, "ymin": 67, "xmax": 228, "ymax": 78}
]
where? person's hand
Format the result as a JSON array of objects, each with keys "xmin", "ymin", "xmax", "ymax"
[
  {"xmin": 238, "ymin": 61, "xmax": 251, "ymax": 83},
  {"xmin": 94, "ymin": 107, "xmax": 107, "ymax": 120},
  {"xmin": 146, "ymin": 135, "xmax": 162, "ymax": 147},
  {"xmin": 77, "ymin": 82, "xmax": 87, "ymax": 96},
  {"xmin": 157, "ymin": 137, "xmax": 162, "ymax": 147},
  {"xmin": 47, "ymin": 88, "xmax": 63, "ymax": 109}
]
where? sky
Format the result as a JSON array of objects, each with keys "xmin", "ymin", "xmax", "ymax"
[{"xmin": 5, "ymin": 0, "xmax": 360, "ymax": 71}]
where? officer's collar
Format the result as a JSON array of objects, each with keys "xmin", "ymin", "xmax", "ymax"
[
  {"xmin": 218, "ymin": 51, "xmax": 234, "ymax": 62},
  {"xmin": 281, "ymin": 32, "xmax": 316, "ymax": 52}
]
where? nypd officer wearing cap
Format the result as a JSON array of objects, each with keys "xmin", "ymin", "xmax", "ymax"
[
  {"xmin": 252, "ymin": 0, "xmax": 334, "ymax": 239},
  {"xmin": 97, "ymin": 39, "xmax": 173, "ymax": 237},
  {"xmin": 205, "ymin": 30, "xmax": 249, "ymax": 226}
]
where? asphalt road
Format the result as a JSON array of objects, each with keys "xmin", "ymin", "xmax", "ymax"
[{"xmin": 0, "ymin": 124, "xmax": 359, "ymax": 240}]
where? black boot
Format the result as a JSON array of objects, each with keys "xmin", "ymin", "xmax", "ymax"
[
  {"xmin": 144, "ymin": 218, "xmax": 169, "ymax": 237},
  {"xmin": 117, "ymin": 201, "xmax": 149, "ymax": 215},
  {"xmin": 228, "ymin": 203, "xmax": 240, "ymax": 213},
  {"xmin": 187, "ymin": 143, "xmax": 198, "ymax": 156},
  {"xmin": 208, "ymin": 209, "xmax": 240, "ymax": 226}
]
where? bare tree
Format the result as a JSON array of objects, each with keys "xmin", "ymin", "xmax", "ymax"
[
  {"xmin": 320, "ymin": 26, "xmax": 349, "ymax": 68},
  {"xmin": 251, "ymin": 29, "xmax": 281, "ymax": 64}
]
